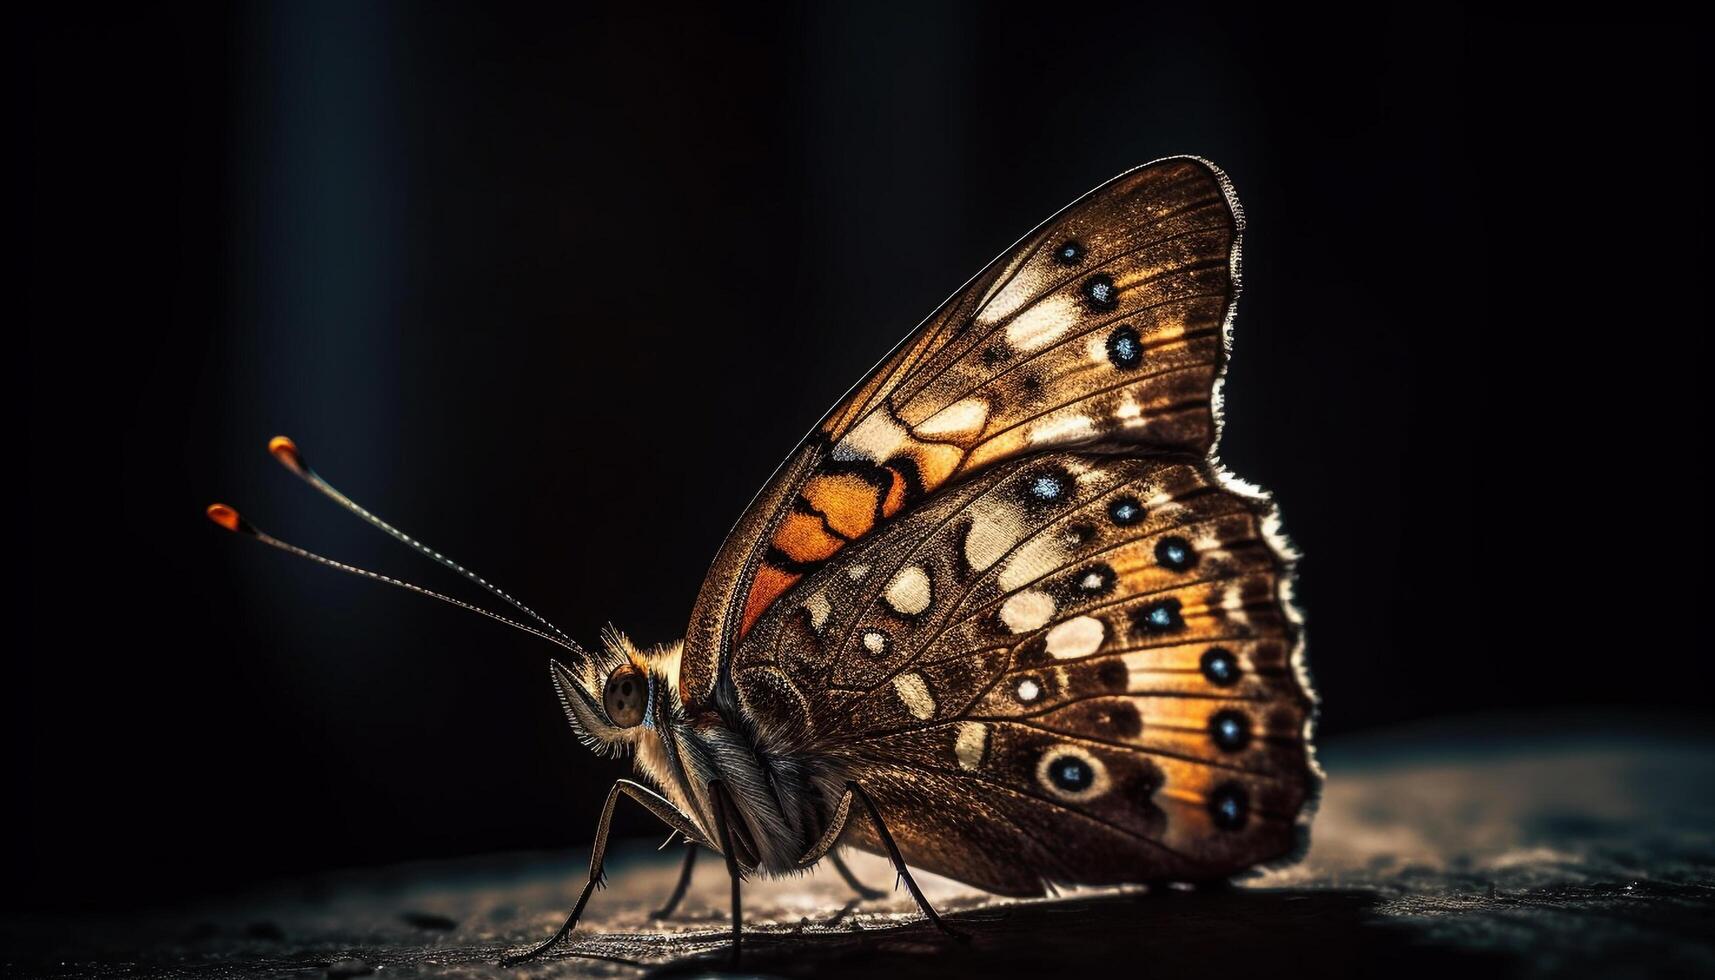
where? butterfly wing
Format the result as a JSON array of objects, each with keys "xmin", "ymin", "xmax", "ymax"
[
  {"xmin": 683, "ymin": 157, "xmax": 1242, "ymax": 703},
  {"xmin": 728, "ymin": 452, "xmax": 1313, "ymax": 893}
]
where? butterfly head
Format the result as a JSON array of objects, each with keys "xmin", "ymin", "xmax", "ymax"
[{"xmin": 550, "ymin": 627, "xmax": 682, "ymax": 757}]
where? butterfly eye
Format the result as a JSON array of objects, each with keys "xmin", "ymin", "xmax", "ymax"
[{"xmin": 602, "ymin": 665, "xmax": 647, "ymax": 728}]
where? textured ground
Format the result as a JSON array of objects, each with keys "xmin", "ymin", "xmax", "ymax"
[{"xmin": 8, "ymin": 719, "xmax": 1713, "ymax": 979}]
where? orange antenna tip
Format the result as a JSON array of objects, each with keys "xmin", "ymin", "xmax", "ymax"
[
  {"xmin": 206, "ymin": 503, "xmax": 245, "ymax": 533},
  {"xmin": 268, "ymin": 435, "xmax": 307, "ymax": 475}
]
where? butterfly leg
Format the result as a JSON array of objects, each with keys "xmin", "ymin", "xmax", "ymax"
[
  {"xmin": 498, "ymin": 779, "xmax": 702, "ymax": 967},
  {"xmin": 649, "ymin": 840, "xmax": 700, "ymax": 919},
  {"xmin": 794, "ymin": 783, "xmax": 966, "ymax": 940},
  {"xmin": 828, "ymin": 849, "xmax": 887, "ymax": 901},
  {"xmin": 708, "ymin": 779, "xmax": 744, "ymax": 962},
  {"xmin": 845, "ymin": 781, "xmax": 968, "ymax": 942}
]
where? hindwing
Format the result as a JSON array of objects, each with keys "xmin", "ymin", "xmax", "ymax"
[{"xmin": 728, "ymin": 453, "xmax": 1314, "ymax": 894}]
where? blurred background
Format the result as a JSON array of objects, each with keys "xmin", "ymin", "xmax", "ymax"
[{"xmin": 14, "ymin": 3, "xmax": 1708, "ymax": 913}]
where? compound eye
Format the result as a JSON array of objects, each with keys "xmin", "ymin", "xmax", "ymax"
[{"xmin": 602, "ymin": 665, "xmax": 647, "ymax": 728}]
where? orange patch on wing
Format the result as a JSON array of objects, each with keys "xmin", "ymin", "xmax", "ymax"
[
  {"xmin": 1155, "ymin": 763, "xmax": 1218, "ymax": 807},
  {"xmin": 880, "ymin": 467, "xmax": 909, "ymax": 518},
  {"xmin": 801, "ymin": 473, "xmax": 882, "ymax": 539},
  {"xmin": 741, "ymin": 564, "xmax": 801, "ymax": 638},
  {"xmin": 1135, "ymin": 698, "xmax": 1227, "ymax": 731},
  {"xmin": 774, "ymin": 511, "xmax": 845, "ymax": 564}
]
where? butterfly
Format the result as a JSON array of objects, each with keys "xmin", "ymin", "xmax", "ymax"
[{"xmin": 208, "ymin": 155, "xmax": 1318, "ymax": 965}]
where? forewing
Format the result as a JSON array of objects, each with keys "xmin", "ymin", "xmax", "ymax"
[
  {"xmin": 730, "ymin": 452, "xmax": 1314, "ymax": 894},
  {"xmin": 683, "ymin": 157, "xmax": 1242, "ymax": 702}
]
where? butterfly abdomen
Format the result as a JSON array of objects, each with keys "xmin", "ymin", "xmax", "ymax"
[{"xmin": 656, "ymin": 684, "xmax": 856, "ymax": 875}]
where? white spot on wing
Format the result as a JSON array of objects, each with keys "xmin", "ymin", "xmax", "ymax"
[
  {"xmin": 1086, "ymin": 333, "xmax": 1109, "ymax": 363},
  {"xmin": 804, "ymin": 593, "xmax": 830, "ymax": 632},
  {"xmin": 914, "ymin": 398, "xmax": 989, "ymax": 439},
  {"xmin": 977, "ymin": 263, "xmax": 1054, "ymax": 326},
  {"xmin": 963, "ymin": 510, "xmax": 1022, "ymax": 572},
  {"xmin": 1046, "ymin": 616, "xmax": 1106, "ymax": 659},
  {"xmin": 1005, "ymin": 294, "xmax": 1079, "ymax": 351},
  {"xmin": 1015, "ymin": 677, "xmax": 1042, "ymax": 702},
  {"xmin": 1029, "ymin": 414, "xmax": 1096, "ymax": 445},
  {"xmin": 894, "ymin": 672, "xmax": 936, "ymax": 720},
  {"xmin": 1223, "ymin": 583, "xmax": 1252, "ymax": 626},
  {"xmin": 998, "ymin": 535, "xmax": 1070, "ymax": 592},
  {"xmin": 862, "ymin": 630, "xmax": 889, "ymax": 655},
  {"xmin": 883, "ymin": 565, "xmax": 932, "ymax": 616},
  {"xmin": 1000, "ymin": 591, "xmax": 1056, "ymax": 633},
  {"xmin": 954, "ymin": 722, "xmax": 988, "ymax": 771},
  {"xmin": 833, "ymin": 410, "xmax": 908, "ymax": 463}
]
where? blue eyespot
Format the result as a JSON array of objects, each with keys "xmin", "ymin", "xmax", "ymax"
[
  {"xmin": 1155, "ymin": 535, "xmax": 1195, "ymax": 571},
  {"xmin": 1209, "ymin": 782, "xmax": 1249, "ymax": 831},
  {"xmin": 1055, "ymin": 240, "xmax": 1085, "ymax": 265},
  {"xmin": 1108, "ymin": 496, "xmax": 1145, "ymax": 526},
  {"xmin": 1048, "ymin": 754, "xmax": 1095, "ymax": 792},
  {"xmin": 1200, "ymin": 647, "xmax": 1240, "ymax": 687},
  {"xmin": 1081, "ymin": 274, "xmax": 1119, "ymax": 311},
  {"xmin": 1134, "ymin": 598, "xmax": 1184, "ymax": 635},
  {"xmin": 1106, "ymin": 325, "xmax": 1143, "ymax": 369},
  {"xmin": 1209, "ymin": 709, "xmax": 1250, "ymax": 752},
  {"xmin": 1023, "ymin": 468, "xmax": 1073, "ymax": 505}
]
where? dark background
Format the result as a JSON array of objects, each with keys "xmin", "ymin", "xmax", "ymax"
[{"xmin": 14, "ymin": 3, "xmax": 1708, "ymax": 912}]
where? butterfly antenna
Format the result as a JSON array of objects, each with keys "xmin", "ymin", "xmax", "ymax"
[
  {"xmin": 264, "ymin": 435, "xmax": 576, "ymax": 648},
  {"xmin": 204, "ymin": 503, "xmax": 584, "ymax": 657}
]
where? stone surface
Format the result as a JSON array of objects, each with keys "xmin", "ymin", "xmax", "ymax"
[{"xmin": 7, "ymin": 720, "xmax": 1713, "ymax": 979}]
